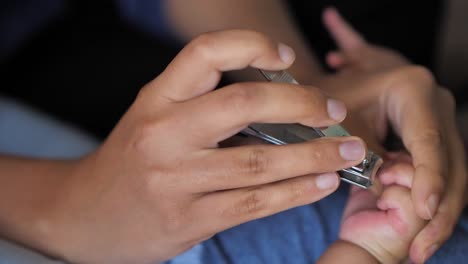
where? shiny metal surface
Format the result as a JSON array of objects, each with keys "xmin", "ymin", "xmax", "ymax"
[{"xmin": 241, "ymin": 70, "xmax": 383, "ymax": 188}]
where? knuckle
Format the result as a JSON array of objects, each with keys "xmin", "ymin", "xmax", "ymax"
[
  {"xmin": 286, "ymin": 180, "xmax": 307, "ymax": 202},
  {"xmin": 131, "ymin": 118, "xmax": 169, "ymax": 156},
  {"xmin": 186, "ymin": 33, "xmax": 217, "ymax": 61},
  {"xmin": 131, "ymin": 121, "xmax": 156, "ymax": 156},
  {"xmin": 135, "ymin": 82, "xmax": 152, "ymax": 102},
  {"xmin": 247, "ymin": 147, "xmax": 270, "ymax": 175},
  {"xmin": 302, "ymin": 86, "xmax": 327, "ymax": 110},
  {"xmin": 231, "ymin": 188, "xmax": 268, "ymax": 216},
  {"xmin": 308, "ymin": 140, "xmax": 327, "ymax": 160},
  {"xmin": 408, "ymin": 129, "xmax": 443, "ymax": 152},
  {"xmin": 237, "ymin": 29, "xmax": 270, "ymax": 43},
  {"xmin": 226, "ymin": 29, "xmax": 273, "ymax": 50},
  {"xmin": 130, "ymin": 116, "xmax": 175, "ymax": 162},
  {"xmin": 421, "ymin": 129, "xmax": 443, "ymax": 147},
  {"xmin": 392, "ymin": 65, "xmax": 436, "ymax": 91},
  {"xmin": 222, "ymin": 85, "xmax": 258, "ymax": 114},
  {"xmin": 248, "ymin": 32, "xmax": 277, "ymax": 54},
  {"xmin": 305, "ymin": 139, "xmax": 334, "ymax": 164}
]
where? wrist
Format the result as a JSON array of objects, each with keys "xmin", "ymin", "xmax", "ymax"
[
  {"xmin": 44, "ymin": 153, "xmax": 103, "ymax": 262},
  {"xmin": 337, "ymin": 240, "xmax": 380, "ymax": 263},
  {"xmin": 339, "ymin": 238, "xmax": 402, "ymax": 264},
  {"xmin": 318, "ymin": 239, "xmax": 379, "ymax": 264},
  {"xmin": 0, "ymin": 156, "xmax": 83, "ymax": 260}
]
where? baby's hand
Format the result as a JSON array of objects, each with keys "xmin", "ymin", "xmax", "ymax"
[{"xmin": 339, "ymin": 152, "xmax": 427, "ymax": 263}]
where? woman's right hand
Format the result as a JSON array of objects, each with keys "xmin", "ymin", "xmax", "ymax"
[{"xmin": 42, "ymin": 30, "xmax": 366, "ymax": 263}]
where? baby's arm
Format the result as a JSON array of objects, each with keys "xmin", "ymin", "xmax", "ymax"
[{"xmin": 317, "ymin": 240, "xmax": 379, "ymax": 264}]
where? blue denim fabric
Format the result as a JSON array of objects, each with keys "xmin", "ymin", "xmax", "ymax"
[{"xmin": 0, "ymin": 97, "xmax": 98, "ymax": 158}]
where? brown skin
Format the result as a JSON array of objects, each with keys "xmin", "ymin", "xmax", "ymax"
[
  {"xmin": 0, "ymin": 2, "xmax": 465, "ymax": 262},
  {"xmin": 319, "ymin": 9, "xmax": 467, "ymax": 263},
  {"xmin": 0, "ymin": 30, "xmax": 367, "ymax": 263},
  {"xmin": 164, "ymin": 3, "xmax": 467, "ymax": 261}
]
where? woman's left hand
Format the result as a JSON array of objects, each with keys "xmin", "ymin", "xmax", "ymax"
[{"xmin": 318, "ymin": 8, "xmax": 467, "ymax": 263}]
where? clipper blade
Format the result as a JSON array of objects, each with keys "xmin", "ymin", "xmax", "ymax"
[{"xmin": 241, "ymin": 70, "xmax": 383, "ymax": 189}]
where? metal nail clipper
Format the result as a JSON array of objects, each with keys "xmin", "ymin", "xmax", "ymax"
[{"xmin": 241, "ymin": 70, "xmax": 382, "ymax": 188}]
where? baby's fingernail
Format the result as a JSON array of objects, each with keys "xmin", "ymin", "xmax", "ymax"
[
  {"xmin": 316, "ymin": 173, "xmax": 339, "ymax": 190},
  {"xmin": 339, "ymin": 139, "xmax": 365, "ymax": 161},
  {"xmin": 278, "ymin": 43, "xmax": 295, "ymax": 64},
  {"xmin": 327, "ymin": 99, "xmax": 347, "ymax": 121},
  {"xmin": 423, "ymin": 244, "xmax": 439, "ymax": 262},
  {"xmin": 425, "ymin": 194, "xmax": 439, "ymax": 220}
]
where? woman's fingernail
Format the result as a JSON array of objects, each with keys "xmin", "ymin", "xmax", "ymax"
[
  {"xmin": 316, "ymin": 173, "xmax": 339, "ymax": 190},
  {"xmin": 425, "ymin": 194, "xmax": 439, "ymax": 220},
  {"xmin": 278, "ymin": 43, "xmax": 296, "ymax": 64},
  {"xmin": 327, "ymin": 99, "xmax": 347, "ymax": 121},
  {"xmin": 339, "ymin": 140, "xmax": 365, "ymax": 161},
  {"xmin": 423, "ymin": 244, "xmax": 439, "ymax": 262}
]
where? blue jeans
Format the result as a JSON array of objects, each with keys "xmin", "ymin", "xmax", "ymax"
[{"xmin": 1, "ymin": 97, "xmax": 467, "ymax": 264}]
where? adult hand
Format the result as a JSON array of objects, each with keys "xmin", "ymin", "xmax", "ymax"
[
  {"xmin": 46, "ymin": 30, "xmax": 366, "ymax": 263},
  {"xmin": 321, "ymin": 8, "xmax": 467, "ymax": 263}
]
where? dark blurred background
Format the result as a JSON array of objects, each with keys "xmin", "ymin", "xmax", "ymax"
[
  {"xmin": 1, "ymin": 1, "xmax": 179, "ymax": 139},
  {"xmin": 2, "ymin": 0, "xmax": 466, "ymax": 140}
]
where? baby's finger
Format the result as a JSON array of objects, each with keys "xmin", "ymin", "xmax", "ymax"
[
  {"xmin": 326, "ymin": 51, "xmax": 346, "ymax": 69},
  {"xmin": 379, "ymin": 162, "xmax": 414, "ymax": 188},
  {"xmin": 377, "ymin": 186, "xmax": 426, "ymax": 237}
]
